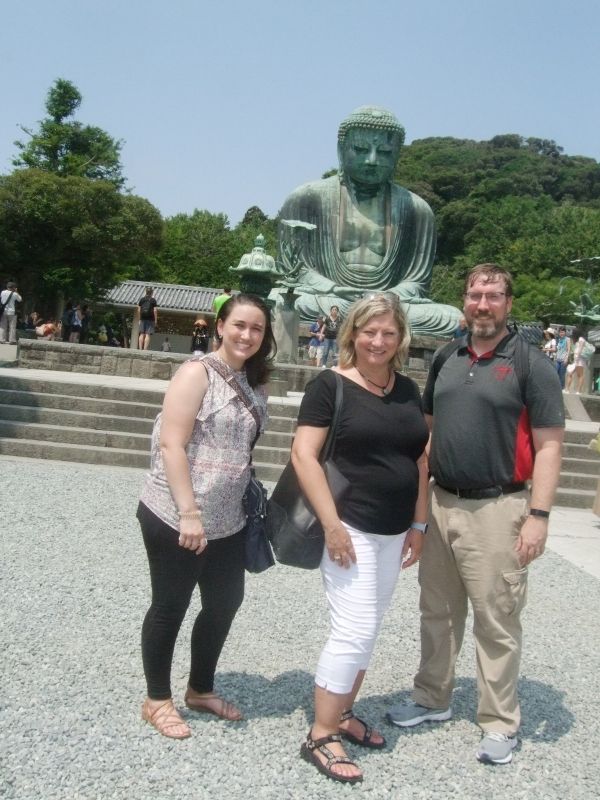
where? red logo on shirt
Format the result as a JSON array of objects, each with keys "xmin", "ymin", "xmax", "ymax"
[{"xmin": 493, "ymin": 365, "xmax": 513, "ymax": 381}]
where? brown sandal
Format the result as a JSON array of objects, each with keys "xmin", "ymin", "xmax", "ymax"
[
  {"xmin": 141, "ymin": 699, "xmax": 191, "ymax": 739},
  {"xmin": 184, "ymin": 690, "xmax": 243, "ymax": 721},
  {"xmin": 300, "ymin": 731, "xmax": 363, "ymax": 784},
  {"xmin": 339, "ymin": 708, "xmax": 386, "ymax": 749}
]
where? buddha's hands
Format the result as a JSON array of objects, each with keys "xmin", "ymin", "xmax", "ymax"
[{"xmin": 332, "ymin": 285, "xmax": 363, "ymax": 300}]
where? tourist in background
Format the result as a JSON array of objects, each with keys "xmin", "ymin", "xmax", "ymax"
[
  {"xmin": 138, "ymin": 294, "xmax": 275, "ymax": 739},
  {"xmin": 453, "ymin": 315, "xmax": 468, "ymax": 338},
  {"xmin": 292, "ymin": 294, "xmax": 428, "ymax": 783},
  {"xmin": 138, "ymin": 287, "xmax": 158, "ymax": 350},
  {"xmin": 0, "ymin": 281, "xmax": 22, "ymax": 345},
  {"xmin": 542, "ymin": 328, "xmax": 556, "ymax": 360},
  {"xmin": 191, "ymin": 318, "xmax": 210, "ymax": 354},
  {"xmin": 566, "ymin": 329, "xmax": 593, "ymax": 394},
  {"xmin": 319, "ymin": 306, "xmax": 341, "ymax": 367},
  {"xmin": 555, "ymin": 326, "xmax": 571, "ymax": 389},
  {"xmin": 308, "ymin": 316, "xmax": 324, "ymax": 366},
  {"xmin": 212, "ymin": 286, "xmax": 232, "ymax": 316}
]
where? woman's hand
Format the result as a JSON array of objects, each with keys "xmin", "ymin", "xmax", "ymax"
[
  {"xmin": 178, "ymin": 516, "xmax": 208, "ymax": 555},
  {"xmin": 401, "ymin": 529, "xmax": 424, "ymax": 569},
  {"xmin": 325, "ymin": 521, "xmax": 356, "ymax": 569}
]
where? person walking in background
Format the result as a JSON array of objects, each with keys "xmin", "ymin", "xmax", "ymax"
[
  {"xmin": 138, "ymin": 294, "xmax": 275, "ymax": 740},
  {"xmin": 161, "ymin": 337, "xmax": 172, "ymax": 353},
  {"xmin": 388, "ymin": 263, "xmax": 564, "ymax": 766},
  {"xmin": 308, "ymin": 316, "xmax": 324, "ymax": 366},
  {"xmin": 566, "ymin": 329, "xmax": 594, "ymax": 394},
  {"xmin": 138, "ymin": 287, "xmax": 158, "ymax": 350},
  {"xmin": 69, "ymin": 304, "xmax": 83, "ymax": 343},
  {"xmin": 61, "ymin": 301, "xmax": 74, "ymax": 342},
  {"xmin": 0, "ymin": 282, "xmax": 22, "ymax": 345},
  {"xmin": 555, "ymin": 326, "xmax": 571, "ymax": 389},
  {"xmin": 319, "ymin": 306, "xmax": 341, "ymax": 367},
  {"xmin": 79, "ymin": 305, "xmax": 92, "ymax": 344},
  {"xmin": 453, "ymin": 315, "xmax": 468, "ymax": 338},
  {"xmin": 212, "ymin": 286, "xmax": 232, "ymax": 316},
  {"xmin": 292, "ymin": 294, "xmax": 428, "ymax": 784},
  {"xmin": 191, "ymin": 318, "xmax": 210, "ymax": 354},
  {"xmin": 542, "ymin": 328, "xmax": 556, "ymax": 360}
]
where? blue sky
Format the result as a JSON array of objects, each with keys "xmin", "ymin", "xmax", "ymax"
[{"xmin": 2, "ymin": 0, "xmax": 599, "ymax": 225}]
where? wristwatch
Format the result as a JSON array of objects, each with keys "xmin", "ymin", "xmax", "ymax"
[
  {"xmin": 411, "ymin": 521, "xmax": 428, "ymax": 534},
  {"xmin": 529, "ymin": 508, "xmax": 550, "ymax": 519}
]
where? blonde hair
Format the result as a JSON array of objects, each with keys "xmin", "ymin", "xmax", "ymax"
[{"xmin": 337, "ymin": 294, "xmax": 410, "ymax": 371}]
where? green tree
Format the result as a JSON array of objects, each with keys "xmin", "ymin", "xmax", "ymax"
[
  {"xmin": 157, "ymin": 210, "xmax": 239, "ymax": 288},
  {"xmin": 0, "ymin": 169, "xmax": 162, "ymax": 311},
  {"xmin": 13, "ymin": 78, "xmax": 124, "ymax": 186}
]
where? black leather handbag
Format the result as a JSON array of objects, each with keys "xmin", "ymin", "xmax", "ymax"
[{"xmin": 267, "ymin": 372, "xmax": 350, "ymax": 569}]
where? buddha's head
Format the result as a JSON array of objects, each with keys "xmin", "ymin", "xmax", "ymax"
[{"xmin": 337, "ymin": 106, "xmax": 405, "ymax": 187}]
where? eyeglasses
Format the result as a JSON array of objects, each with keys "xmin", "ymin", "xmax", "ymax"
[{"xmin": 464, "ymin": 292, "xmax": 507, "ymax": 305}]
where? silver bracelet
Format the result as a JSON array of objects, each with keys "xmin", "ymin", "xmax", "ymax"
[{"xmin": 177, "ymin": 510, "xmax": 202, "ymax": 519}]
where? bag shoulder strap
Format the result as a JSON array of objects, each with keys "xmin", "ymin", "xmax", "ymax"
[
  {"xmin": 319, "ymin": 371, "xmax": 344, "ymax": 463},
  {"xmin": 202, "ymin": 354, "xmax": 262, "ymax": 444}
]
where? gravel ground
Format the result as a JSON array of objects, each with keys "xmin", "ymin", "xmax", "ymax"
[{"xmin": 1, "ymin": 457, "xmax": 599, "ymax": 800}]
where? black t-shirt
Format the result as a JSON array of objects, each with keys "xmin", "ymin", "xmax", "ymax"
[
  {"xmin": 139, "ymin": 296, "xmax": 157, "ymax": 320},
  {"xmin": 322, "ymin": 315, "xmax": 340, "ymax": 339},
  {"xmin": 297, "ymin": 369, "xmax": 428, "ymax": 534}
]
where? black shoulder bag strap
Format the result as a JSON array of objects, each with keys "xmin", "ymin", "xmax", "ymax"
[
  {"xmin": 319, "ymin": 371, "xmax": 344, "ymax": 463},
  {"xmin": 202, "ymin": 354, "xmax": 262, "ymax": 448}
]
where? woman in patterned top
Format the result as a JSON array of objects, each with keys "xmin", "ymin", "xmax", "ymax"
[{"xmin": 138, "ymin": 294, "xmax": 275, "ymax": 739}]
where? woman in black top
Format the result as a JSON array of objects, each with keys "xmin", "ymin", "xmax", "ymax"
[
  {"xmin": 292, "ymin": 294, "xmax": 429, "ymax": 784},
  {"xmin": 190, "ymin": 318, "xmax": 210, "ymax": 353}
]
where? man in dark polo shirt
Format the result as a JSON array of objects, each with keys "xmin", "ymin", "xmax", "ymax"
[{"xmin": 388, "ymin": 263, "xmax": 564, "ymax": 765}]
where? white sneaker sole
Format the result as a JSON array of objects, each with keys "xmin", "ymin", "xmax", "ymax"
[
  {"xmin": 476, "ymin": 740, "xmax": 517, "ymax": 765},
  {"xmin": 387, "ymin": 707, "xmax": 452, "ymax": 728}
]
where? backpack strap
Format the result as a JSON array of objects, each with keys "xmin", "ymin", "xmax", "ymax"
[{"xmin": 431, "ymin": 333, "xmax": 531, "ymax": 406}]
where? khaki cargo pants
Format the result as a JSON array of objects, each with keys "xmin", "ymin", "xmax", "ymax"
[{"xmin": 413, "ymin": 485, "xmax": 529, "ymax": 735}]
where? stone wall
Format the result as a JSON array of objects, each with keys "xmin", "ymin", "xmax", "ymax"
[{"xmin": 16, "ymin": 336, "xmax": 445, "ymax": 394}]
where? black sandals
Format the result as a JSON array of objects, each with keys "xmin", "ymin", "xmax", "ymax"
[
  {"xmin": 300, "ymin": 731, "xmax": 363, "ymax": 784},
  {"xmin": 339, "ymin": 708, "xmax": 386, "ymax": 749}
]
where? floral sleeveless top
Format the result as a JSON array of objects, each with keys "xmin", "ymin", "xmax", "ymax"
[{"xmin": 139, "ymin": 354, "xmax": 268, "ymax": 538}]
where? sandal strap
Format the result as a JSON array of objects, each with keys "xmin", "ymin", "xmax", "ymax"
[
  {"xmin": 339, "ymin": 711, "xmax": 374, "ymax": 742},
  {"xmin": 339, "ymin": 709, "xmax": 354, "ymax": 722},
  {"xmin": 306, "ymin": 732, "xmax": 342, "ymax": 750},
  {"xmin": 145, "ymin": 701, "xmax": 187, "ymax": 734}
]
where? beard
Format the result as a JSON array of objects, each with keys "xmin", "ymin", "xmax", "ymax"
[{"xmin": 468, "ymin": 314, "xmax": 506, "ymax": 339}]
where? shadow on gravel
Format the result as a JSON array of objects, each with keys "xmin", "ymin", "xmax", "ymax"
[{"xmin": 209, "ymin": 669, "xmax": 315, "ymax": 721}]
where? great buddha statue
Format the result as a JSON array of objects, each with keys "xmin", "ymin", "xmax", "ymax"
[{"xmin": 271, "ymin": 106, "xmax": 460, "ymax": 336}]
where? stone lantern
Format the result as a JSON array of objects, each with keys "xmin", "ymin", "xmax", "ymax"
[{"xmin": 230, "ymin": 234, "xmax": 278, "ymax": 302}]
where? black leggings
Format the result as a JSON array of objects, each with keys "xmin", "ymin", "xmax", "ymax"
[{"xmin": 138, "ymin": 502, "xmax": 245, "ymax": 700}]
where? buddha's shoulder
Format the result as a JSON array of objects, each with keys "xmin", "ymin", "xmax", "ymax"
[
  {"xmin": 284, "ymin": 175, "xmax": 340, "ymax": 204},
  {"xmin": 391, "ymin": 183, "xmax": 434, "ymax": 216}
]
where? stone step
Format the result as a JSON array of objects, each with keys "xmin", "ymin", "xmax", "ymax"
[
  {"xmin": 260, "ymin": 430, "xmax": 294, "ymax": 449},
  {"xmin": 253, "ymin": 443, "xmax": 291, "ymax": 466},
  {"xmin": 554, "ymin": 486, "xmax": 596, "ymax": 509},
  {"xmin": 0, "ymin": 387, "xmax": 162, "ymax": 419},
  {"xmin": 0, "ymin": 402, "xmax": 155, "ymax": 434},
  {"xmin": 560, "ymin": 456, "xmax": 600, "ymax": 475},
  {"xmin": 0, "ymin": 374, "xmax": 165, "ymax": 405},
  {"xmin": 264, "ymin": 414, "xmax": 297, "ymax": 434},
  {"xmin": 558, "ymin": 471, "xmax": 598, "ymax": 491},
  {"xmin": 563, "ymin": 442, "xmax": 600, "ymax": 459},
  {"xmin": 0, "ymin": 419, "xmax": 151, "ymax": 451},
  {"xmin": 563, "ymin": 429, "xmax": 598, "ymax": 446},
  {"xmin": 0, "ymin": 436, "xmax": 150, "ymax": 468}
]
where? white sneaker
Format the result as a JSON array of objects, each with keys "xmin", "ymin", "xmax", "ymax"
[{"xmin": 476, "ymin": 732, "xmax": 518, "ymax": 764}]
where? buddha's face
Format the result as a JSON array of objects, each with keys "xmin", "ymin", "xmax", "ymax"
[{"xmin": 339, "ymin": 128, "xmax": 400, "ymax": 186}]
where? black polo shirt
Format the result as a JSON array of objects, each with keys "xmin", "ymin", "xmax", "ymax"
[{"xmin": 423, "ymin": 332, "xmax": 564, "ymax": 489}]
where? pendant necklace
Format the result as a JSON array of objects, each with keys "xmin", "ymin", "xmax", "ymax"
[{"xmin": 357, "ymin": 368, "xmax": 392, "ymax": 395}]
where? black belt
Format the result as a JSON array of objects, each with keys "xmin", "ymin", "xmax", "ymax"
[{"xmin": 436, "ymin": 482, "xmax": 527, "ymax": 500}]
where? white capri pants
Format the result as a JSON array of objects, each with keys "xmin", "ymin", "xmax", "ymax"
[{"xmin": 315, "ymin": 522, "xmax": 407, "ymax": 694}]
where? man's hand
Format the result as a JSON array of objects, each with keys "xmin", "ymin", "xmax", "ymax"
[{"xmin": 515, "ymin": 516, "xmax": 548, "ymax": 566}]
